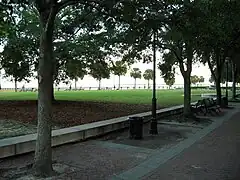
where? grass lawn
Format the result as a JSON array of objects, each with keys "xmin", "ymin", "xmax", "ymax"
[
  {"xmin": 0, "ymin": 89, "xmax": 214, "ymax": 107},
  {"xmin": 0, "ymin": 89, "xmax": 216, "ymax": 139}
]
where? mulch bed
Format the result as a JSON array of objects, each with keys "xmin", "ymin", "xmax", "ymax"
[{"xmin": 0, "ymin": 100, "xmax": 161, "ymax": 128}]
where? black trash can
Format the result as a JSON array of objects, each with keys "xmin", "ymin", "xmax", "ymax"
[
  {"xmin": 129, "ymin": 116, "xmax": 143, "ymax": 140},
  {"xmin": 222, "ymin": 97, "xmax": 228, "ymax": 107}
]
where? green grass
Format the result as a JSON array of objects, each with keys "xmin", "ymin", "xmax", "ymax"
[{"xmin": 0, "ymin": 89, "xmax": 214, "ymax": 107}]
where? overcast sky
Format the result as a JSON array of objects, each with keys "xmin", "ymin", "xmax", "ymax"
[
  {"xmin": 0, "ymin": 45, "xmax": 212, "ymax": 89},
  {"xmin": 0, "ymin": 61, "xmax": 211, "ymax": 89}
]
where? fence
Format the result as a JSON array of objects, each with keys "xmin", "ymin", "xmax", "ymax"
[{"xmin": 1, "ymin": 84, "xmax": 238, "ymax": 92}]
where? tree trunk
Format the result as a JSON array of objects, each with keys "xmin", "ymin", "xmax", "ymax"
[
  {"xmin": 14, "ymin": 78, "xmax": 17, "ymax": 92},
  {"xmin": 232, "ymin": 63, "xmax": 237, "ymax": 99},
  {"xmin": 206, "ymin": 49, "xmax": 223, "ymax": 105},
  {"xmin": 148, "ymin": 80, "xmax": 150, "ymax": 89},
  {"xmin": 98, "ymin": 79, "xmax": 101, "ymax": 90},
  {"xmin": 183, "ymin": 75, "xmax": 192, "ymax": 117},
  {"xmin": 134, "ymin": 78, "xmax": 136, "ymax": 89},
  {"xmin": 215, "ymin": 76, "xmax": 222, "ymax": 105},
  {"xmin": 178, "ymin": 42, "xmax": 193, "ymax": 118},
  {"xmin": 33, "ymin": 8, "xmax": 56, "ymax": 177},
  {"xmin": 51, "ymin": 84, "xmax": 55, "ymax": 102},
  {"xmin": 118, "ymin": 75, "xmax": 121, "ymax": 89},
  {"xmin": 52, "ymin": 58, "xmax": 56, "ymax": 102},
  {"xmin": 75, "ymin": 78, "xmax": 77, "ymax": 90},
  {"xmin": 215, "ymin": 50, "xmax": 224, "ymax": 106}
]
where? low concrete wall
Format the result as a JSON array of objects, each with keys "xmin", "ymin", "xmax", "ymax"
[{"xmin": 0, "ymin": 105, "xmax": 184, "ymax": 159}]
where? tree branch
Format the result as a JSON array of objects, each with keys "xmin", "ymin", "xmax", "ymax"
[
  {"xmin": 56, "ymin": 0, "xmax": 83, "ymax": 12},
  {"xmin": 44, "ymin": 6, "xmax": 58, "ymax": 33},
  {"xmin": 207, "ymin": 56, "xmax": 216, "ymax": 82},
  {"xmin": 56, "ymin": 0, "xmax": 106, "ymax": 13},
  {"xmin": 158, "ymin": 41, "xmax": 183, "ymax": 63}
]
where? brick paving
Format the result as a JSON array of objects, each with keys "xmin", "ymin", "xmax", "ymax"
[{"xmin": 142, "ymin": 109, "xmax": 240, "ymax": 180}]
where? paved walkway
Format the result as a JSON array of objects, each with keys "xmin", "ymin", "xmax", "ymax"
[
  {"xmin": 142, "ymin": 107, "xmax": 240, "ymax": 180},
  {"xmin": 1, "ymin": 103, "xmax": 240, "ymax": 180}
]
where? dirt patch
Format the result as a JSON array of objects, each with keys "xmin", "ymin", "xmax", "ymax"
[
  {"xmin": 0, "ymin": 120, "xmax": 37, "ymax": 139},
  {"xmin": 0, "ymin": 100, "xmax": 157, "ymax": 128},
  {"xmin": 1, "ymin": 162, "xmax": 78, "ymax": 180},
  {"xmin": 0, "ymin": 119, "xmax": 60, "ymax": 139}
]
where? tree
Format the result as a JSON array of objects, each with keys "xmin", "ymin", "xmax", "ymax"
[
  {"xmin": 1, "ymin": 0, "xmax": 164, "ymax": 177},
  {"xmin": 164, "ymin": 73, "xmax": 175, "ymax": 89},
  {"xmin": 197, "ymin": 0, "xmax": 240, "ymax": 105},
  {"xmin": 143, "ymin": 69, "xmax": 153, "ymax": 89},
  {"xmin": 0, "ymin": 3, "xmax": 15, "ymax": 39},
  {"xmin": 65, "ymin": 59, "xmax": 86, "ymax": 90},
  {"xmin": 0, "ymin": 7, "xmax": 38, "ymax": 92},
  {"xmin": 158, "ymin": 0, "xmax": 203, "ymax": 118},
  {"xmin": 130, "ymin": 68, "xmax": 141, "ymax": 89},
  {"xmin": 204, "ymin": 52, "xmax": 227, "ymax": 105},
  {"xmin": 89, "ymin": 60, "xmax": 110, "ymax": 90},
  {"xmin": 198, "ymin": 76, "xmax": 204, "ymax": 84},
  {"xmin": 32, "ymin": 1, "xmax": 110, "ymax": 176},
  {"xmin": 190, "ymin": 75, "xmax": 199, "ymax": 85},
  {"xmin": 209, "ymin": 76, "xmax": 215, "ymax": 84},
  {"xmin": 32, "ymin": 1, "xmax": 57, "ymax": 176},
  {"xmin": 158, "ymin": 51, "xmax": 176, "ymax": 89},
  {"xmin": 230, "ymin": 57, "xmax": 240, "ymax": 99},
  {"xmin": 0, "ymin": 37, "xmax": 32, "ymax": 92},
  {"xmin": 30, "ymin": 1, "xmax": 133, "ymax": 176},
  {"xmin": 111, "ymin": 60, "xmax": 127, "ymax": 89}
]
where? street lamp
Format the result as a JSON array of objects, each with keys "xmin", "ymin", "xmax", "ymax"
[
  {"xmin": 225, "ymin": 57, "xmax": 229, "ymax": 105},
  {"xmin": 0, "ymin": 70, "xmax": 2, "ymax": 90},
  {"xmin": 149, "ymin": 29, "xmax": 158, "ymax": 135}
]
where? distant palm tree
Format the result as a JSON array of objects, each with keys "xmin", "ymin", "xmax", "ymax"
[
  {"xmin": 130, "ymin": 68, "xmax": 142, "ymax": 89},
  {"xmin": 111, "ymin": 61, "xmax": 127, "ymax": 89},
  {"xmin": 143, "ymin": 69, "xmax": 153, "ymax": 89}
]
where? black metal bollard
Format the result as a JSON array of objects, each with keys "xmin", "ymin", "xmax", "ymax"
[{"xmin": 129, "ymin": 116, "xmax": 143, "ymax": 140}]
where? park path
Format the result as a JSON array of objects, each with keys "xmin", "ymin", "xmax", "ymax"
[
  {"xmin": 141, "ymin": 106, "xmax": 240, "ymax": 180},
  {"xmin": 1, "ymin": 103, "xmax": 240, "ymax": 180}
]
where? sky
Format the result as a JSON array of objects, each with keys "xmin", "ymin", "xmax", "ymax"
[
  {"xmin": 0, "ymin": 61, "xmax": 212, "ymax": 89},
  {"xmin": 0, "ymin": 44, "xmax": 212, "ymax": 89}
]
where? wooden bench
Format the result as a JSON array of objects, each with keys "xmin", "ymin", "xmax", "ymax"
[
  {"xmin": 191, "ymin": 98, "xmax": 221, "ymax": 116},
  {"xmin": 191, "ymin": 100, "xmax": 205, "ymax": 115},
  {"xmin": 234, "ymin": 94, "xmax": 240, "ymax": 99},
  {"xmin": 202, "ymin": 98, "xmax": 221, "ymax": 115}
]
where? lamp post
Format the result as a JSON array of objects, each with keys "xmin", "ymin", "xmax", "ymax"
[
  {"xmin": 149, "ymin": 29, "xmax": 158, "ymax": 135},
  {"xmin": 0, "ymin": 70, "xmax": 2, "ymax": 90},
  {"xmin": 225, "ymin": 57, "xmax": 229, "ymax": 106}
]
